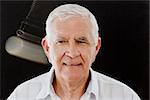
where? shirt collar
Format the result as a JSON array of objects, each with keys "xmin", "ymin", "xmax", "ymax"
[
  {"xmin": 36, "ymin": 67, "xmax": 99, "ymax": 100},
  {"xmin": 36, "ymin": 66, "xmax": 55, "ymax": 100},
  {"xmin": 86, "ymin": 68, "xmax": 99, "ymax": 99}
]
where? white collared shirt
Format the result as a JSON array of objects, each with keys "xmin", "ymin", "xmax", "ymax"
[{"xmin": 7, "ymin": 67, "xmax": 141, "ymax": 100}]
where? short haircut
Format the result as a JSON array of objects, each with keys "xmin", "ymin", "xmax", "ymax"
[{"xmin": 46, "ymin": 4, "xmax": 99, "ymax": 43}]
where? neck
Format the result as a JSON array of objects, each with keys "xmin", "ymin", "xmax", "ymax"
[{"xmin": 52, "ymin": 72, "xmax": 90, "ymax": 100}]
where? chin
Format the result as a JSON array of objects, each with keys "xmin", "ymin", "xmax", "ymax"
[
  {"xmin": 66, "ymin": 70, "xmax": 82, "ymax": 76},
  {"xmin": 63, "ymin": 71, "xmax": 83, "ymax": 81}
]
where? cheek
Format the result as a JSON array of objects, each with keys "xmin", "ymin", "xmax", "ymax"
[
  {"xmin": 49, "ymin": 46, "xmax": 66, "ymax": 64},
  {"xmin": 80, "ymin": 47, "xmax": 96, "ymax": 66}
]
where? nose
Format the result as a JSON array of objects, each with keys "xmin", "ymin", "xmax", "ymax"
[{"xmin": 65, "ymin": 42, "xmax": 80, "ymax": 58}]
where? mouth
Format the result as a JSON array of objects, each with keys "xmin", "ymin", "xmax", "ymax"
[{"xmin": 63, "ymin": 62, "xmax": 82, "ymax": 67}]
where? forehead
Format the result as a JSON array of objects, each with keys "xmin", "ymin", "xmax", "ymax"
[{"xmin": 50, "ymin": 16, "xmax": 92, "ymax": 37}]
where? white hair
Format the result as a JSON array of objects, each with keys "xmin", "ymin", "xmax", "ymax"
[{"xmin": 46, "ymin": 4, "xmax": 99, "ymax": 43}]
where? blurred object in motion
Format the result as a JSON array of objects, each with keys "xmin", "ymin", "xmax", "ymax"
[
  {"xmin": 5, "ymin": 36, "xmax": 48, "ymax": 64},
  {"xmin": 16, "ymin": 29, "xmax": 41, "ymax": 44},
  {"xmin": 4, "ymin": 0, "xmax": 54, "ymax": 64}
]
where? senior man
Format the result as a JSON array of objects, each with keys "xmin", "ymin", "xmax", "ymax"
[{"xmin": 8, "ymin": 4, "xmax": 140, "ymax": 100}]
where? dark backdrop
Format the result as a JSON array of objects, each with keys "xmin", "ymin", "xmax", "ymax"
[{"xmin": 1, "ymin": 1, "xmax": 149, "ymax": 99}]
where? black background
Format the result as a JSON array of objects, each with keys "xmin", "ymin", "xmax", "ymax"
[{"xmin": 1, "ymin": 1, "xmax": 149, "ymax": 99}]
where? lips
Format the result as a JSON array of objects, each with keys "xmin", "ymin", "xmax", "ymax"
[{"xmin": 63, "ymin": 62, "xmax": 82, "ymax": 66}]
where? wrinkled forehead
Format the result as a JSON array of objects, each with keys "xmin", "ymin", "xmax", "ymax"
[{"xmin": 50, "ymin": 16, "xmax": 92, "ymax": 35}]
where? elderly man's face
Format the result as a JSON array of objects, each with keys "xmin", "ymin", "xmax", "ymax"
[{"xmin": 43, "ymin": 16, "xmax": 100, "ymax": 81}]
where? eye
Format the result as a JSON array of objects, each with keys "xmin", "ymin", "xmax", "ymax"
[
  {"xmin": 76, "ymin": 37, "xmax": 89, "ymax": 44},
  {"xmin": 76, "ymin": 40, "xmax": 86, "ymax": 44},
  {"xmin": 57, "ymin": 40, "xmax": 67, "ymax": 44}
]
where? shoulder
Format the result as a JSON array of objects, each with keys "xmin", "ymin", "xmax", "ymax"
[
  {"xmin": 17, "ymin": 72, "xmax": 49, "ymax": 89},
  {"xmin": 7, "ymin": 72, "xmax": 49, "ymax": 100},
  {"xmin": 92, "ymin": 70, "xmax": 141, "ymax": 100}
]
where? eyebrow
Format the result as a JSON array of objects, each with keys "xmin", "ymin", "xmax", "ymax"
[
  {"xmin": 56, "ymin": 36, "xmax": 67, "ymax": 40},
  {"xmin": 56, "ymin": 36, "xmax": 89, "ymax": 43}
]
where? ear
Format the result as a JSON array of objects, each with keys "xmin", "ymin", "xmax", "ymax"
[
  {"xmin": 95, "ymin": 37, "xmax": 101, "ymax": 55},
  {"xmin": 41, "ymin": 37, "xmax": 50, "ymax": 59}
]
